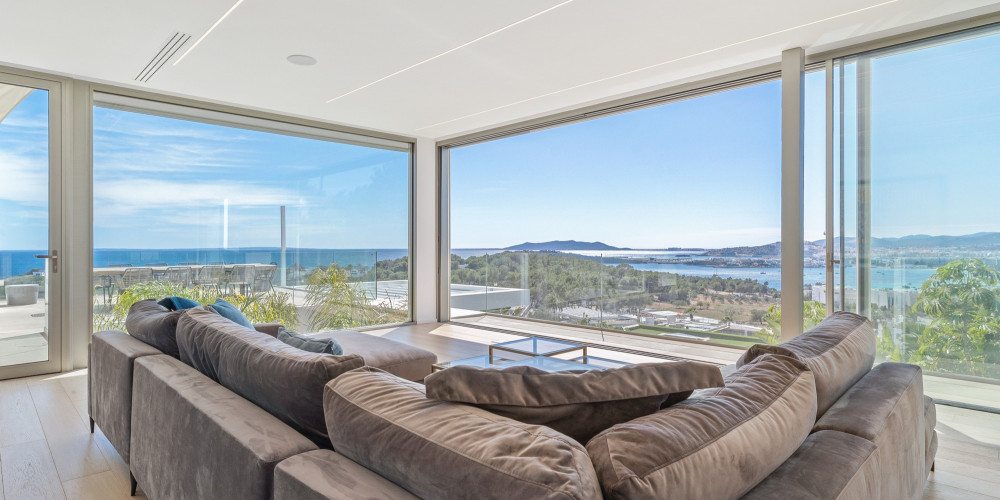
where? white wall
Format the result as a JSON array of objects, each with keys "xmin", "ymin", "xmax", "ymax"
[{"xmin": 412, "ymin": 137, "xmax": 438, "ymax": 323}]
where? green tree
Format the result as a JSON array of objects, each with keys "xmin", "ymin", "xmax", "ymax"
[
  {"xmin": 913, "ymin": 258, "xmax": 1000, "ymax": 377},
  {"xmin": 760, "ymin": 301, "xmax": 827, "ymax": 345}
]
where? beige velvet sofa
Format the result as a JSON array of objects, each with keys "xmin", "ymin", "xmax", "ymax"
[
  {"xmin": 89, "ymin": 309, "xmax": 935, "ymax": 499},
  {"xmin": 286, "ymin": 312, "xmax": 937, "ymax": 500}
]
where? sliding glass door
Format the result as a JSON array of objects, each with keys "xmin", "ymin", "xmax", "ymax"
[
  {"xmin": 836, "ymin": 25, "xmax": 1000, "ymax": 407},
  {"xmin": 0, "ymin": 73, "xmax": 62, "ymax": 379}
]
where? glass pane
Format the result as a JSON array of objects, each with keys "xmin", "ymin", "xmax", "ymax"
[
  {"xmin": 0, "ymin": 84, "xmax": 49, "ymax": 367},
  {"xmin": 449, "ymin": 79, "xmax": 781, "ymax": 350},
  {"xmin": 839, "ymin": 26, "xmax": 1000, "ymax": 407},
  {"xmin": 804, "ymin": 68, "xmax": 829, "ymax": 330},
  {"xmin": 92, "ymin": 104, "xmax": 410, "ymax": 333}
]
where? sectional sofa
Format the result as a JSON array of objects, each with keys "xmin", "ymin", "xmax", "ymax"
[{"xmin": 88, "ymin": 305, "xmax": 936, "ymax": 499}]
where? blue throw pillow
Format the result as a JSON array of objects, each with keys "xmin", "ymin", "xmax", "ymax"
[
  {"xmin": 210, "ymin": 298, "xmax": 254, "ymax": 328},
  {"xmin": 277, "ymin": 327, "xmax": 343, "ymax": 355},
  {"xmin": 157, "ymin": 296, "xmax": 201, "ymax": 311}
]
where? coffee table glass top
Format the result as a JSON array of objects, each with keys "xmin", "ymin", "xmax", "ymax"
[
  {"xmin": 432, "ymin": 354, "xmax": 630, "ymax": 372},
  {"xmin": 491, "ymin": 337, "xmax": 582, "ymax": 356}
]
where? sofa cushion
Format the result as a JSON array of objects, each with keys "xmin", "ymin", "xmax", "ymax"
[
  {"xmin": 125, "ymin": 299, "xmax": 187, "ymax": 358},
  {"xmin": 157, "ymin": 296, "xmax": 200, "ymax": 311},
  {"xmin": 176, "ymin": 306, "xmax": 364, "ymax": 442},
  {"xmin": 737, "ymin": 311, "xmax": 875, "ymax": 417},
  {"xmin": 812, "ymin": 362, "xmax": 926, "ymax": 500},
  {"xmin": 587, "ymin": 354, "xmax": 817, "ymax": 500},
  {"xmin": 274, "ymin": 450, "xmax": 419, "ymax": 500},
  {"xmin": 210, "ymin": 298, "xmax": 254, "ymax": 327},
  {"xmin": 741, "ymin": 430, "xmax": 879, "ymax": 500},
  {"xmin": 313, "ymin": 330, "xmax": 436, "ymax": 382},
  {"xmin": 325, "ymin": 367, "xmax": 603, "ymax": 500},
  {"xmin": 425, "ymin": 361, "xmax": 724, "ymax": 444},
  {"xmin": 278, "ymin": 327, "xmax": 343, "ymax": 355}
]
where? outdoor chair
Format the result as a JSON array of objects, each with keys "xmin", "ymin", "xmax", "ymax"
[
  {"xmin": 161, "ymin": 266, "xmax": 192, "ymax": 287},
  {"xmin": 226, "ymin": 265, "xmax": 256, "ymax": 295},
  {"xmin": 193, "ymin": 266, "xmax": 225, "ymax": 294},
  {"xmin": 252, "ymin": 266, "xmax": 276, "ymax": 294},
  {"xmin": 114, "ymin": 267, "xmax": 153, "ymax": 299}
]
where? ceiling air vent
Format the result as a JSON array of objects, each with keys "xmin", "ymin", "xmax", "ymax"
[{"xmin": 135, "ymin": 32, "xmax": 191, "ymax": 83}]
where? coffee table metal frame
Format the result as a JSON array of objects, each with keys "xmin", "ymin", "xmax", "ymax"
[{"xmin": 488, "ymin": 337, "xmax": 587, "ymax": 364}]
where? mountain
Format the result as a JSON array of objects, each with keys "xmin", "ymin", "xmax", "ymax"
[
  {"xmin": 810, "ymin": 232, "xmax": 1000, "ymax": 249},
  {"xmin": 504, "ymin": 240, "xmax": 623, "ymax": 251}
]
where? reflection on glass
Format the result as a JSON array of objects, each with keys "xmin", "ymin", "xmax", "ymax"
[
  {"xmin": 91, "ymin": 104, "xmax": 410, "ymax": 333},
  {"xmin": 838, "ymin": 27, "xmax": 1000, "ymax": 390},
  {"xmin": 449, "ymin": 80, "xmax": 783, "ymax": 348},
  {"xmin": 0, "ymin": 84, "xmax": 50, "ymax": 367}
]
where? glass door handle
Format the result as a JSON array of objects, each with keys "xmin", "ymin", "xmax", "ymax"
[{"xmin": 34, "ymin": 250, "xmax": 58, "ymax": 273}]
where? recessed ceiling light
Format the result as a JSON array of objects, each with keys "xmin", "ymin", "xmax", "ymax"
[{"xmin": 287, "ymin": 55, "xmax": 317, "ymax": 66}]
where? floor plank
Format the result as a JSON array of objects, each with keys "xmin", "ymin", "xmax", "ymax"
[
  {"xmin": 61, "ymin": 471, "xmax": 131, "ymax": 500},
  {"xmin": 26, "ymin": 379, "xmax": 108, "ymax": 482},
  {"xmin": 0, "ymin": 380, "xmax": 46, "ymax": 448},
  {"xmin": 0, "ymin": 440, "xmax": 65, "ymax": 500}
]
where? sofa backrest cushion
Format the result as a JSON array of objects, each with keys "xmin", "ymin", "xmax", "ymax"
[
  {"xmin": 125, "ymin": 299, "xmax": 187, "ymax": 358},
  {"xmin": 176, "ymin": 306, "xmax": 364, "ymax": 442},
  {"xmin": 326, "ymin": 367, "xmax": 603, "ymax": 500},
  {"xmin": 424, "ymin": 361, "xmax": 724, "ymax": 444},
  {"xmin": 586, "ymin": 354, "xmax": 817, "ymax": 500},
  {"xmin": 737, "ymin": 311, "xmax": 875, "ymax": 417}
]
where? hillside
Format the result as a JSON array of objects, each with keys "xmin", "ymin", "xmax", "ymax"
[{"xmin": 504, "ymin": 240, "xmax": 623, "ymax": 251}]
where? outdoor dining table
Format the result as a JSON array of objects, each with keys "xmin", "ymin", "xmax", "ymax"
[
  {"xmin": 92, "ymin": 263, "xmax": 277, "ymax": 278},
  {"xmin": 93, "ymin": 264, "xmax": 278, "ymax": 303}
]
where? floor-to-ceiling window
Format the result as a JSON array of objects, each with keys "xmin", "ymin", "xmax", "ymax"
[
  {"xmin": 91, "ymin": 95, "xmax": 412, "ymax": 333},
  {"xmin": 445, "ymin": 77, "xmax": 784, "ymax": 349},
  {"xmin": 837, "ymin": 25, "xmax": 1000, "ymax": 407}
]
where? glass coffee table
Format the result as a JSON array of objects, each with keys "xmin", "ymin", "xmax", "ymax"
[
  {"xmin": 431, "ymin": 336, "xmax": 630, "ymax": 373},
  {"xmin": 488, "ymin": 337, "xmax": 587, "ymax": 364}
]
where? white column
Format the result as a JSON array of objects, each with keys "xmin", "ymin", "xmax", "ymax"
[
  {"xmin": 412, "ymin": 137, "xmax": 439, "ymax": 323},
  {"xmin": 781, "ymin": 47, "xmax": 805, "ymax": 341}
]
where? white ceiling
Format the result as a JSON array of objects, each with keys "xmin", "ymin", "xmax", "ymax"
[{"xmin": 1, "ymin": 0, "xmax": 999, "ymax": 140}]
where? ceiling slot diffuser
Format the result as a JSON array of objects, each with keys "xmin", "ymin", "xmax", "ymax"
[{"xmin": 135, "ymin": 32, "xmax": 191, "ymax": 83}]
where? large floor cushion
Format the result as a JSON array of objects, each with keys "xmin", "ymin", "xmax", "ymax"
[
  {"xmin": 813, "ymin": 362, "xmax": 926, "ymax": 500},
  {"xmin": 176, "ymin": 306, "xmax": 365, "ymax": 442},
  {"xmin": 315, "ymin": 330, "xmax": 437, "ymax": 381},
  {"xmin": 738, "ymin": 311, "xmax": 875, "ymax": 417},
  {"xmin": 425, "ymin": 361, "xmax": 723, "ymax": 444},
  {"xmin": 586, "ymin": 354, "xmax": 817, "ymax": 500},
  {"xmin": 741, "ymin": 430, "xmax": 879, "ymax": 500},
  {"xmin": 274, "ymin": 450, "xmax": 419, "ymax": 500},
  {"xmin": 325, "ymin": 367, "xmax": 602, "ymax": 500}
]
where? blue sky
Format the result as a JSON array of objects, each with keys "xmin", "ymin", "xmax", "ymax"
[
  {"xmin": 452, "ymin": 30, "xmax": 1000, "ymax": 249},
  {"xmin": 1, "ymin": 30, "xmax": 999, "ymax": 252}
]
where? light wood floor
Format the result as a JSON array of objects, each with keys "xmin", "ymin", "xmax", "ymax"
[{"xmin": 0, "ymin": 321, "xmax": 996, "ymax": 499}]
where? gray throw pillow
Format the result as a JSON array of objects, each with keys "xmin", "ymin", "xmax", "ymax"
[
  {"xmin": 425, "ymin": 361, "xmax": 724, "ymax": 444},
  {"xmin": 124, "ymin": 299, "xmax": 186, "ymax": 358},
  {"xmin": 277, "ymin": 327, "xmax": 343, "ymax": 355}
]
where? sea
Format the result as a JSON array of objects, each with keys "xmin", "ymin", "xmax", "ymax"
[{"xmin": 1, "ymin": 247, "xmax": 938, "ymax": 291}]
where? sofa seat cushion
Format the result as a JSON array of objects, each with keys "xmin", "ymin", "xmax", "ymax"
[
  {"xmin": 314, "ymin": 330, "xmax": 436, "ymax": 382},
  {"xmin": 274, "ymin": 450, "xmax": 419, "ymax": 500},
  {"xmin": 325, "ymin": 367, "xmax": 602, "ymax": 500},
  {"xmin": 176, "ymin": 307, "xmax": 365, "ymax": 442},
  {"xmin": 741, "ymin": 430, "xmax": 879, "ymax": 500},
  {"xmin": 813, "ymin": 362, "xmax": 926, "ymax": 500},
  {"xmin": 425, "ymin": 361, "xmax": 723, "ymax": 444},
  {"xmin": 586, "ymin": 354, "xmax": 817, "ymax": 500},
  {"xmin": 738, "ymin": 311, "xmax": 875, "ymax": 417},
  {"xmin": 125, "ymin": 299, "xmax": 187, "ymax": 358}
]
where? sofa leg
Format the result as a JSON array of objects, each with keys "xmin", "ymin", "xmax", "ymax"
[
  {"xmin": 130, "ymin": 472, "xmax": 137, "ymax": 496},
  {"xmin": 89, "ymin": 417, "xmax": 95, "ymax": 434}
]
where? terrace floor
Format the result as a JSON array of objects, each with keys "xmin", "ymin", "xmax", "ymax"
[
  {"xmin": 0, "ymin": 300, "xmax": 48, "ymax": 368},
  {"xmin": 0, "ymin": 322, "xmax": 996, "ymax": 498}
]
